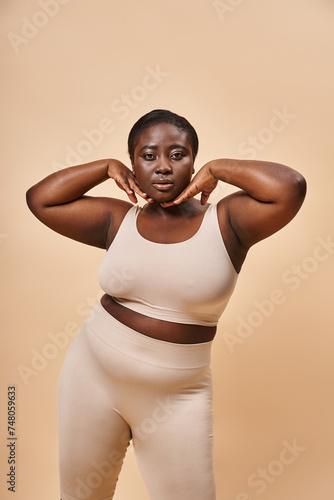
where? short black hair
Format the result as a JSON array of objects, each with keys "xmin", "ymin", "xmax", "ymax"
[{"xmin": 128, "ymin": 109, "xmax": 199, "ymax": 163}]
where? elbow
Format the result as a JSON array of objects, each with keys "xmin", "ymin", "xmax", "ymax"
[
  {"xmin": 291, "ymin": 172, "xmax": 307, "ymax": 204},
  {"xmin": 281, "ymin": 171, "xmax": 307, "ymax": 213},
  {"xmin": 26, "ymin": 185, "xmax": 43, "ymax": 216},
  {"xmin": 26, "ymin": 186, "xmax": 36, "ymax": 212}
]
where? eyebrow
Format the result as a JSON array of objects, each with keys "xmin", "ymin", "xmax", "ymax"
[{"xmin": 139, "ymin": 144, "xmax": 188, "ymax": 152}]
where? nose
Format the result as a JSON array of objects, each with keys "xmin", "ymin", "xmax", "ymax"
[{"xmin": 154, "ymin": 158, "xmax": 172, "ymax": 175}]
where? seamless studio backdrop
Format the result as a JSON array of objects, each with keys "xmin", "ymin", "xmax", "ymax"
[{"xmin": 1, "ymin": 1, "xmax": 334, "ymax": 499}]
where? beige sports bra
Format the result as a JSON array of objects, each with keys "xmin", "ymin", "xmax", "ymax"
[{"xmin": 98, "ymin": 203, "xmax": 238, "ymax": 327}]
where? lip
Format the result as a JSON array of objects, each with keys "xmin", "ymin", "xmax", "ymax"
[
  {"xmin": 152, "ymin": 179, "xmax": 174, "ymax": 191},
  {"xmin": 152, "ymin": 183, "xmax": 174, "ymax": 191}
]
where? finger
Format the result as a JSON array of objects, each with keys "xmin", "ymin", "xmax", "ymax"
[
  {"xmin": 161, "ymin": 183, "xmax": 200, "ymax": 208},
  {"xmin": 160, "ymin": 192, "xmax": 186, "ymax": 208},
  {"xmin": 200, "ymin": 192, "xmax": 210, "ymax": 205},
  {"xmin": 127, "ymin": 190, "xmax": 138, "ymax": 204},
  {"xmin": 116, "ymin": 173, "xmax": 153, "ymax": 204},
  {"xmin": 128, "ymin": 178, "xmax": 154, "ymax": 203},
  {"xmin": 115, "ymin": 179, "xmax": 138, "ymax": 203}
]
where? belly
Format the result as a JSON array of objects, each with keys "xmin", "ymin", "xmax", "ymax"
[{"xmin": 100, "ymin": 294, "xmax": 217, "ymax": 344}]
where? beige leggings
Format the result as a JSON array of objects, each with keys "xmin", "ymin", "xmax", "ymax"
[{"xmin": 57, "ymin": 303, "xmax": 216, "ymax": 500}]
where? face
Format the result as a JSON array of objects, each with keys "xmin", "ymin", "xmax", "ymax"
[{"xmin": 132, "ymin": 123, "xmax": 195, "ymax": 203}]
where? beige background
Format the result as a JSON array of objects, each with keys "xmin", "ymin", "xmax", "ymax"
[{"xmin": 1, "ymin": 0, "xmax": 334, "ymax": 498}]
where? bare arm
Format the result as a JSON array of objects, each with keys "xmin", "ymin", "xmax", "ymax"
[
  {"xmin": 26, "ymin": 159, "xmax": 151, "ymax": 248},
  {"xmin": 162, "ymin": 158, "xmax": 307, "ymax": 250}
]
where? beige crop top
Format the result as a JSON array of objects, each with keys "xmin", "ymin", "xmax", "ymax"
[{"xmin": 98, "ymin": 203, "xmax": 238, "ymax": 327}]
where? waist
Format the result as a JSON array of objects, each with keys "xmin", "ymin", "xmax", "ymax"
[{"xmin": 100, "ymin": 294, "xmax": 217, "ymax": 344}]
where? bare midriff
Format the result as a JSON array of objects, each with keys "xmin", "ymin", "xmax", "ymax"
[{"xmin": 100, "ymin": 294, "xmax": 217, "ymax": 344}]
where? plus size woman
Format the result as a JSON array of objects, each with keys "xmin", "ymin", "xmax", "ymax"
[{"xmin": 26, "ymin": 109, "xmax": 306, "ymax": 500}]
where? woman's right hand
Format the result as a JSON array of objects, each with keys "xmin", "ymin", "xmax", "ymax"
[{"xmin": 107, "ymin": 159, "xmax": 153, "ymax": 204}]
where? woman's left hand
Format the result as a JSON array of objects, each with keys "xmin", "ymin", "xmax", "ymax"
[{"xmin": 161, "ymin": 163, "xmax": 218, "ymax": 207}]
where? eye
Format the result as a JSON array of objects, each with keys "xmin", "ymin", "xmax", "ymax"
[
  {"xmin": 143, "ymin": 153, "xmax": 155, "ymax": 160},
  {"xmin": 171, "ymin": 152, "xmax": 184, "ymax": 160}
]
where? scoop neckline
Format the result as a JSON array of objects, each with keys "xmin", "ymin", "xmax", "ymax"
[{"xmin": 134, "ymin": 204, "xmax": 212, "ymax": 245}]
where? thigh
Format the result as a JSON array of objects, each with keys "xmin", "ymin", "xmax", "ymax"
[
  {"xmin": 132, "ymin": 369, "xmax": 216, "ymax": 500},
  {"xmin": 57, "ymin": 326, "xmax": 131, "ymax": 500}
]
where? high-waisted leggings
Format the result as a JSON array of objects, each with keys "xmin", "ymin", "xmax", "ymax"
[{"xmin": 57, "ymin": 302, "xmax": 216, "ymax": 500}]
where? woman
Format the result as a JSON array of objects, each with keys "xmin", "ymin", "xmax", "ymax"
[{"xmin": 26, "ymin": 109, "xmax": 306, "ymax": 500}]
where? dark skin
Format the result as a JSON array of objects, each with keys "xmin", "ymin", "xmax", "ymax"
[{"xmin": 26, "ymin": 123, "xmax": 307, "ymax": 343}]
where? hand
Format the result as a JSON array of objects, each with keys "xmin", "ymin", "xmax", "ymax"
[
  {"xmin": 107, "ymin": 160, "xmax": 153, "ymax": 204},
  {"xmin": 161, "ymin": 163, "xmax": 218, "ymax": 207}
]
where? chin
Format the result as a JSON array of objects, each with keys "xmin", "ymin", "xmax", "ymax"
[
  {"xmin": 147, "ymin": 185, "xmax": 186, "ymax": 203},
  {"xmin": 146, "ymin": 189, "xmax": 174, "ymax": 203},
  {"xmin": 150, "ymin": 194, "xmax": 174, "ymax": 203}
]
